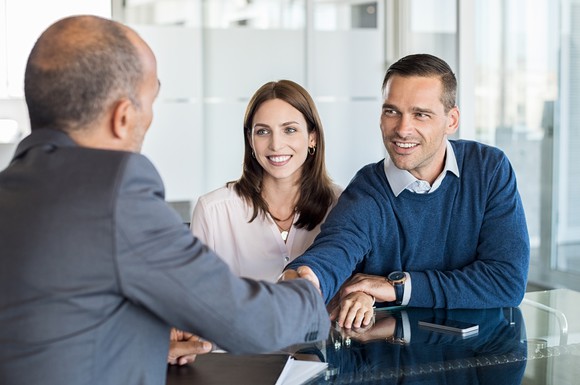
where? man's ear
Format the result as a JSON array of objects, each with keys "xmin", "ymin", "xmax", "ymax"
[
  {"xmin": 446, "ymin": 106, "xmax": 460, "ymax": 135},
  {"xmin": 111, "ymin": 98, "xmax": 135, "ymax": 140}
]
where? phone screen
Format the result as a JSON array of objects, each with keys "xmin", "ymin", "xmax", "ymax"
[{"xmin": 418, "ymin": 318, "xmax": 479, "ymax": 335}]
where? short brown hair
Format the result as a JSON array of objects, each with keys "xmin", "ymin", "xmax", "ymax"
[{"xmin": 382, "ymin": 53, "xmax": 457, "ymax": 112}]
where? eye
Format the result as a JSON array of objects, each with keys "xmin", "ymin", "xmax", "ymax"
[
  {"xmin": 284, "ymin": 127, "xmax": 297, "ymax": 134},
  {"xmin": 383, "ymin": 108, "xmax": 398, "ymax": 117},
  {"xmin": 255, "ymin": 128, "xmax": 270, "ymax": 136},
  {"xmin": 414, "ymin": 112, "xmax": 430, "ymax": 120}
]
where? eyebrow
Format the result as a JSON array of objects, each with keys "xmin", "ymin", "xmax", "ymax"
[
  {"xmin": 281, "ymin": 121, "xmax": 301, "ymax": 126},
  {"xmin": 382, "ymin": 103, "xmax": 436, "ymax": 115},
  {"xmin": 253, "ymin": 121, "xmax": 301, "ymax": 128},
  {"xmin": 411, "ymin": 106, "xmax": 436, "ymax": 115}
]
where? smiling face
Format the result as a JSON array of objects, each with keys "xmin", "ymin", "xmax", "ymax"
[
  {"xmin": 250, "ymin": 98, "xmax": 316, "ymax": 184},
  {"xmin": 380, "ymin": 75, "xmax": 459, "ymax": 183}
]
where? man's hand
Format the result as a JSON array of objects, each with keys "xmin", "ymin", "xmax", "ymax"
[
  {"xmin": 327, "ymin": 273, "xmax": 397, "ymax": 329},
  {"xmin": 278, "ymin": 266, "xmax": 321, "ymax": 295},
  {"xmin": 167, "ymin": 329, "xmax": 212, "ymax": 366},
  {"xmin": 335, "ymin": 314, "xmax": 397, "ymax": 343},
  {"xmin": 340, "ymin": 273, "xmax": 395, "ymax": 303},
  {"xmin": 329, "ymin": 291, "xmax": 375, "ymax": 329}
]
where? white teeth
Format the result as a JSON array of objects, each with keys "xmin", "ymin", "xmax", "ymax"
[
  {"xmin": 396, "ymin": 142, "xmax": 417, "ymax": 149},
  {"xmin": 269, "ymin": 155, "xmax": 291, "ymax": 163}
]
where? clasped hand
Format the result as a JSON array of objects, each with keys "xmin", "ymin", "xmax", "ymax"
[
  {"xmin": 329, "ymin": 273, "xmax": 396, "ymax": 328},
  {"xmin": 280, "ymin": 268, "xmax": 394, "ymax": 329},
  {"xmin": 327, "ymin": 290, "xmax": 375, "ymax": 329},
  {"xmin": 333, "ymin": 312, "xmax": 397, "ymax": 343}
]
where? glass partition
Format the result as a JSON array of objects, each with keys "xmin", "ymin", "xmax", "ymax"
[
  {"xmin": 557, "ymin": 0, "xmax": 580, "ymax": 274},
  {"xmin": 475, "ymin": 0, "xmax": 580, "ymax": 288},
  {"xmin": 116, "ymin": 0, "xmax": 386, "ymax": 203},
  {"xmin": 475, "ymin": 0, "xmax": 559, "ymax": 267}
]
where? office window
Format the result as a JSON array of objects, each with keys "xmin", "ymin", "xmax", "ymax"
[
  {"xmin": 556, "ymin": 0, "xmax": 580, "ymax": 274},
  {"xmin": 399, "ymin": 0, "xmax": 457, "ymax": 66},
  {"xmin": 475, "ymin": 0, "xmax": 580, "ymax": 287},
  {"xmin": 116, "ymin": 0, "xmax": 386, "ymax": 200}
]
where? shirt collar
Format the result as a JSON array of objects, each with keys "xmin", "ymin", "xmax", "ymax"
[{"xmin": 384, "ymin": 140, "xmax": 459, "ymax": 197}]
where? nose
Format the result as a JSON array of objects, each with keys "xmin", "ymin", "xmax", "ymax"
[
  {"xmin": 269, "ymin": 130, "xmax": 285, "ymax": 151},
  {"xmin": 395, "ymin": 113, "xmax": 414, "ymax": 138}
]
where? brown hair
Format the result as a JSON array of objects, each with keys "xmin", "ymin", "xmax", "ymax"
[
  {"xmin": 382, "ymin": 53, "xmax": 457, "ymax": 113},
  {"xmin": 230, "ymin": 80, "xmax": 334, "ymax": 230}
]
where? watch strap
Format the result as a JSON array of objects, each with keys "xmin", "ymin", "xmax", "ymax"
[
  {"xmin": 388, "ymin": 271, "xmax": 406, "ymax": 305},
  {"xmin": 386, "ymin": 314, "xmax": 407, "ymax": 344},
  {"xmin": 393, "ymin": 281, "xmax": 404, "ymax": 305}
]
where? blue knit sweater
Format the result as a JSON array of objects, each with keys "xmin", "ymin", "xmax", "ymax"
[{"xmin": 287, "ymin": 140, "xmax": 530, "ymax": 308}]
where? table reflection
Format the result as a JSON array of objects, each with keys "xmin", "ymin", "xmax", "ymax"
[{"xmin": 303, "ymin": 307, "xmax": 527, "ymax": 384}]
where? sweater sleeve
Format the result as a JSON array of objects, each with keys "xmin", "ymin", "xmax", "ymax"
[
  {"xmin": 286, "ymin": 166, "xmax": 380, "ymax": 303},
  {"xmin": 408, "ymin": 153, "xmax": 530, "ymax": 308}
]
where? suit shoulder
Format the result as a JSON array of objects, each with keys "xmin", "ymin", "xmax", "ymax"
[
  {"xmin": 93, "ymin": 151, "xmax": 166, "ymax": 200},
  {"xmin": 121, "ymin": 152, "xmax": 162, "ymax": 177}
]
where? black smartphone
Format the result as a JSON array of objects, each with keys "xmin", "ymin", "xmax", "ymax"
[{"xmin": 418, "ymin": 318, "xmax": 479, "ymax": 335}]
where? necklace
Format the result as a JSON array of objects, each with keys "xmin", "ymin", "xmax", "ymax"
[
  {"xmin": 277, "ymin": 224, "xmax": 290, "ymax": 242},
  {"xmin": 269, "ymin": 210, "xmax": 295, "ymax": 242}
]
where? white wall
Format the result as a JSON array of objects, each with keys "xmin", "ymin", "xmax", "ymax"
[
  {"xmin": 1, "ymin": 1, "xmax": 387, "ymax": 202},
  {"xmin": 0, "ymin": 0, "xmax": 111, "ymax": 169},
  {"xmin": 130, "ymin": 8, "xmax": 386, "ymax": 202}
]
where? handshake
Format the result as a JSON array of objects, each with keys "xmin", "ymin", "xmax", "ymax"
[
  {"xmin": 279, "ymin": 267, "xmax": 396, "ymax": 330},
  {"xmin": 169, "ymin": 267, "xmax": 396, "ymax": 366}
]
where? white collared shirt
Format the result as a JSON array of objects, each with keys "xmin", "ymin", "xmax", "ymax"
[
  {"xmin": 382, "ymin": 140, "xmax": 460, "ymax": 305},
  {"xmin": 384, "ymin": 140, "xmax": 460, "ymax": 197}
]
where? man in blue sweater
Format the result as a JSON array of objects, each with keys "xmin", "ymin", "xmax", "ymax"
[{"xmin": 282, "ymin": 53, "xmax": 530, "ymax": 328}]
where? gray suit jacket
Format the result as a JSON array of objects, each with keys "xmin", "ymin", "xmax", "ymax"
[{"xmin": 0, "ymin": 129, "xmax": 329, "ymax": 385}]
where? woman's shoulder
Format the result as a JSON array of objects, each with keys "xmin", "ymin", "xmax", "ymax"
[
  {"xmin": 330, "ymin": 182, "xmax": 344, "ymax": 200},
  {"xmin": 196, "ymin": 184, "xmax": 244, "ymax": 208}
]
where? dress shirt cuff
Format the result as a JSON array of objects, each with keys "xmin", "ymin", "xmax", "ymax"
[
  {"xmin": 401, "ymin": 272, "xmax": 412, "ymax": 306},
  {"xmin": 401, "ymin": 310, "xmax": 411, "ymax": 343}
]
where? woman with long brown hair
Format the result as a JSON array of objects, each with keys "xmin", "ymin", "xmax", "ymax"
[{"xmin": 190, "ymin": 79, "xmax": 341, "ymax": 282}]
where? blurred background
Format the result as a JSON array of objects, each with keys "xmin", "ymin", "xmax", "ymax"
[{"xmin": 0, "ymin": 0, "xmax": 577, "ymax": 291}]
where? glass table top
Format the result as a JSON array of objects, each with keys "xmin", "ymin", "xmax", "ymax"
[{"xmin": 294, "ymin": 289, "xmax": 580, "ymax": 385}]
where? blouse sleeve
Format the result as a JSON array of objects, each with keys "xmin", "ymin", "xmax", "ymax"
[{"xmin": 191, "ymin": 198, "xmax": 213, "ymax": 249}]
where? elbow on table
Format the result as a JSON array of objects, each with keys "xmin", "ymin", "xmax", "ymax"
[{"xmin": 501, "ymin": 278, "xmax": 527, "ymax": 308}]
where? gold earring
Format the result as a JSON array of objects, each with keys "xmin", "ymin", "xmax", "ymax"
[{"xmin": 308, "ymin": 146, "xmax": 316, "ymax": 155}]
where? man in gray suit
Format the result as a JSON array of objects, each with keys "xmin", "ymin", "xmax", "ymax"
[{"xmin": 0, "ymin": 15, "xmax": 329, "ymax": 385}]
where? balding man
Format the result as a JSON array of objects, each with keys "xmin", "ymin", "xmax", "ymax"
[{"xmin": 0, "ymin": 15, "xmax": 329, "ymax": 385}]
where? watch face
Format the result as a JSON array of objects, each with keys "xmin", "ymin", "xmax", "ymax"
[{"xmin": 389, "ymin": 271, "xmax": 406, "ymax": 282}]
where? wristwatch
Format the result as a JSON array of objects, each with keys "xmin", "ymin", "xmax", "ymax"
[
  {"xmin": 386, "ymin": 318, "xmax": 407, "ymax": 345},
  {"xmin": 387, "ymin": 271, "xmax": 406, "ymax": 305}
]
